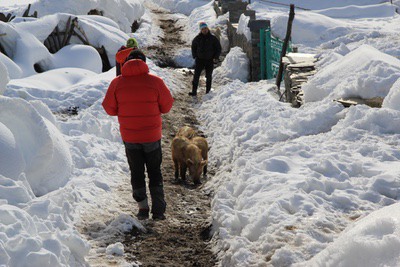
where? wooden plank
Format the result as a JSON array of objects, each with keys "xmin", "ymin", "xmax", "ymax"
[
  {"xmin": 22, "ymin": 4, "xmax": 31, "ymax": 17},
  {"xmin": 61, "ymin": 17, "xmax": 72, "ymax": 47},
  {"xmin": 97, "ymin": 46, "xmax": 111, "ymax": 72},
  {"xmin": 64, "ymin": 18, "xmax": 77, "ymax": 46},
  {"xmin": 335, "ymin": 97, "xmax": 383, "ymax": 108},
  {"xmin": 55, "ymin": 26, "xmax": 62, "ymax": 49},
  {"xmin": 52, "ymin": 34, "xmax": 60, "ymax": 51},
  {"xmin": 276, "ymin": 4, "xmax": 295, "ymax": 89},
  {"xmin": 73, "ymin": 19, "xmax": 90, "ymax": 45},
  {"xmin": 73, "ymin": 30, "xmax": 90, "ymax": 45},
  {"xmin": 287, "ymin": 62, "xmax": 315, "ymax": 69}
]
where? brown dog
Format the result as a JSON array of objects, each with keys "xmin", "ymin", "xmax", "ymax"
[
  {"xmin": 191, "ymin": 136, "xmax": 208, "ymax": 177},
  {"xmin": 176, "ymin": 125, "xmax": 196, "ymax": 139},
  {"xmin": 171, "ymin": 135, "xmax": 207, "ymax": 185}
]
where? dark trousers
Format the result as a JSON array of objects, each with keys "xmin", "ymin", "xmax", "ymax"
[
  {"xmin": 124, "ymin": 140, "xmax": 166, "ymax": 215},
  {"xmin": 192, "ymin": 58, "xmax": 214, "ymax": 94}
]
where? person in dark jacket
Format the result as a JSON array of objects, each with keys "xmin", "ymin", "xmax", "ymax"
[
  {"xmin": 103, "ymin": 50, "xmax": 174, "ymax": 220},
  {"xmin": 189, "ymin": 22, "xmax": 222, "ymax": 96}
]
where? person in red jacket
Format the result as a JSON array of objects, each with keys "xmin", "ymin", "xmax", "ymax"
[
  {"xmin": 115, "ymin": 37, "xmax": 138, "ymax": 76},
  {"xmin": 102, "ymin": 50, "xmax": 174, "ymax": 220}
]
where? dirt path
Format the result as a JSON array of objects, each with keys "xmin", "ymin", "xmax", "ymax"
[
  {"xmin": 122, "ymin": 6, "xmax": 216, "ymax": 266},
  {"xmin": 121, "ymin": 77, "xmax": 216, "ymax": 267},
  {"xmin": 79, "ymin": 5, "xmax": 217, "ymax": 267}
]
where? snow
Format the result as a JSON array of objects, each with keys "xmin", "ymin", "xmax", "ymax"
[
  {"xmin": 297, "ymin": 203, "xmax": 400, "ymax": 267},
  {"xmin": 0, "ymin": 13, "xmax": 129, "ymax": 78},
  {"xmin": 1, "ymin": 0, "xmax": 400, "ymax": 266},
  {"xmin": 0, "ymin": 97, "xmax": 73, "ymax": 197},
  {"xmin": 237, "ymin": 14, "xmax": 251, "ymax": 42},
  {"xmin": 0, "ymin": 0, "xmax": 144, "ymax": 33},
  {"xmin": 183, "ymin": 1, "xmax": 220, "ymax": 43},
  {"xmin": 303, "ymin": 44, "xmax": 400, "ymax": 102},
  {"xmin": 212, "ymin": 47, "xmax": 249, "ymax": 83},
  {"xmin": 0, "ymin": 60, "xmax": 9, "ymax": 94},
  {"xmin": 106, "ymin": 242, "xmax": 124, "ymax": 256},
  {"xmin": 150, "ymin": 0, "xmax": 210, "ymax": 16},
  {"xmin": 383, "ymin": 79, "xmax": 400, "ymax": 111}
]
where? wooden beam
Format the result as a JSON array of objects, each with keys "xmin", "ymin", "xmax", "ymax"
[
  {"xmin": 55, "ymin": 26, "xmax": 62, "ymax": 49},
  {"xmin": 276, "ymin": 4, "xmax": 295, "ymax": 90},
  {"xmin": 61, "ymin": 17, "xmax": 72, "ymax": 47},
  {"xmin": 64, "ymin": 17, "xmax": 77, "ymax": 46},
  {"xmin": 73, "ymin": 30, "xmax": 90, "ymax": 45},
  {"xmin": 73, "ymin": 19, "xmax": 91, "ymax": 45},
  {"xmin": 22, "ymin": 4, "xmax": 31, "ymax": 17}
]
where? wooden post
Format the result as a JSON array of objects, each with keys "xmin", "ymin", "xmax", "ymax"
[
  {"xmin": 22, "ymin": 4, "xmax": 31, "ymax": 17},
  {"xmin": 61, "ymin": 17, "xmax": 72, "ymax": 47},
  {"xmin": 55, "ymin": 26, "xmax": 62, "ymax": 49},
  {"xmin": 275, "ymin": 4, "xmax": 295, "ymax": 90},
  {"xmin": 64, "ymin": 17, "xmax": 77, "ymax": 46},
  {"xmin": 97, "ymin": 46, "xmax": 111, "ymax": 72}
]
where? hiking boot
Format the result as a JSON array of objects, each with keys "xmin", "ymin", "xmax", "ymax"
[
  {"xmin": 152, "ymin": 214, "xmax": 166, "ymax": 221},
  {"xmin": 188, "ymin": 92, "xmax": 197, "ymax": 96},
  {"xmin": 136, "ymin": 209, "xmax": 149, "ymax": 220}
]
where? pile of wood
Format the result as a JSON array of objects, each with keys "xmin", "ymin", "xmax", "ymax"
[
  {"xmin": 0, "ymin": 4, "xmax": 37, "ymax": 23},
  {"xmin": 335, "ymin": 97, "xmax": 383, "ymax": 108},
  {"xmin": 44, "ymin": 17, "xmax": 89, "ymax": 53},
  {"xmin": 0, "ymin": 4, "xmax": 37, "ymax": 57},
  {"xmin": 43, "ymin": 17, "xmax": 111, "ymax": 72},
  {"xmin": 283, "ymin": 53, "xmax": 317, "ymax": 107},
  {"xmin": 0, "ymin": 5, "xmax": 115, "ymax": 72},
  {"xmin": 0, "ymin": 13, "xmax": 15, "ymax": 23}
]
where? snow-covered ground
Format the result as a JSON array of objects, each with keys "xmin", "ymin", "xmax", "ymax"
[{"xmin": 1, "ymin": 0, "xmax": 400, "ymax": 266}]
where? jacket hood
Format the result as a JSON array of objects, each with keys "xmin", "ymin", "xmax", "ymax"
[
  {"xmin": 121, "ymin": 59, "xmax": 149, "ymax": 76},
  {"xmin": 116, "ymin": 47, "xmax": 133, "ymax": 64}
]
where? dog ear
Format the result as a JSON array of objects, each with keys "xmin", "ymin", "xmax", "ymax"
[{"xmin": 187, "ymin": 159, "xmax": 193, "ymax": 165}]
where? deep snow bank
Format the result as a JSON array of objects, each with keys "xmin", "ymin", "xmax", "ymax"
[
  {"xmin": 0, "ymin": 60, "xmax": 9, "ymax": 94},
  {"xmin": 213, "ymin": 47, "xmax": 249, "ymax": 83},
  {"xmin": 0, "ymin": 96, "xmax": 73, "ymax": 197},
  {"xmin": 303, "ymin": 44, "xmax": 400, "ymax": 102},
  {"xmin": 0, "ymin": 0, "xmax": 144, "ymax": 33},
  {"xmin": 0, "ymin": 13, "xmax": 129, "ymax": 77},
  {"xmin": 151, "ymin": 0, "xmax": 210, "ymax": 15}
]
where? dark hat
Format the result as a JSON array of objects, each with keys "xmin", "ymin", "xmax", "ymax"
[{"xmin": 126, "ymin": 49, "xmax": 146, "ymax": 62}]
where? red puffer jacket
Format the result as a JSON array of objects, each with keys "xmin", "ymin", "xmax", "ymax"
[{"xmin": 102, "ymin": 59, "xmax": 174, "ymax": 143}]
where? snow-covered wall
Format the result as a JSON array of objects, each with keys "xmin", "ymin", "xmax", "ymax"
[
  {"xmin": 0, "ymin": 60, "xmax": 9, "ymax": 95},
  {"xmin": 0, "ymin": 96, "xmax": 73, "ymax": 197},
  {"xmin": 382, "ymin": 78, "xmax": 400, "ymax": 111},
  {"xmin": 151, "ymin": 0, "xmax": 210, "ymax": 15},
  {"xmin": 2, "ymin": 0, "xmax": 145, "ymax": 33},
  {"xmin": 213, "ymin": 47, "xmax": 249, "ymax": 83},
  {"xmin": 0, "ymin": 14, "xmax": 128, "ymax": 77},
  {"xmin": 303, "ymin": 45, "xmax": 400, "ymax": 102}
]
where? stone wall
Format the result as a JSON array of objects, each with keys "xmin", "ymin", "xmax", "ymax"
[
  {"xmin": 226, "ymin": 18, "xmax": 270, "ymax": 81},
  {"xmin": 215, "ymin": 1, "xmax": 270, "ymax": 81}
]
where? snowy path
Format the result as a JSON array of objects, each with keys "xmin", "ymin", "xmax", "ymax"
[{"xmin": 76, "ymin": 5, "xmax": 217, "ymax": 266}]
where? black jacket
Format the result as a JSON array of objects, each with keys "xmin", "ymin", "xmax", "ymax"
[{"xmin": 191, "ymin": 32, "xmax": 222, "ymax": 60}]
